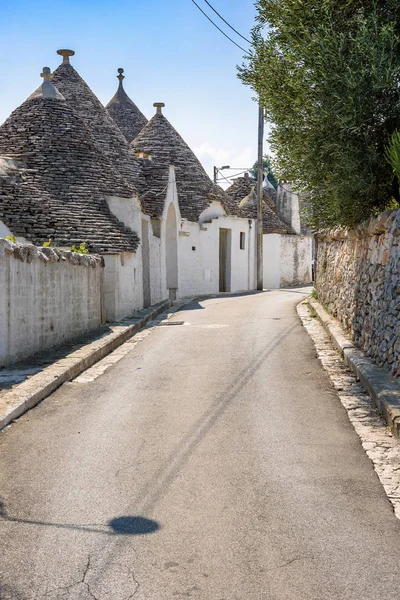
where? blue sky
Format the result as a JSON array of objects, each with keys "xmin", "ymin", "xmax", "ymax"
[{"xmin": 0, "ymin": 0, "xmax": 265, "ymax": 181}]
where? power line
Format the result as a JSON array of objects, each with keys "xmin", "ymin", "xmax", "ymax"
[
  {"xmin": 190, "ymin": 0, "xmax": 249, "ymax": 54},
  {"xmin": 202, "ymin": 0, "xmax": 252, "ymax": 44},
  {"xmin": 216, "ymin": 169, "xmax": 250, "ymax": 185}
]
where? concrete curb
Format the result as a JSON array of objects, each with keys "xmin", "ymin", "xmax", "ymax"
[
  {"xmin": 0, "ymin": 299, "xmax": 172, "ymax": 432},
  {"xmin": 307, "ymin": 298, "xmax": 400, "ymax": 439}
]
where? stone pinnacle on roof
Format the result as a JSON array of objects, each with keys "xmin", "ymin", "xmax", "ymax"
[
  {"xmin": 52, "ymin": 54, "xmax": 145, "ymax": 194},
  {"xmin": 57, "ymin": 49, "xmax": 75, "ymax": 65},
  {"xmin": 106, "ymin": 68, "xmax": 148, "ymax": 144},
  {"xmin": 153, "ymin": 103, "xmax": 165, "ymax": 115},
  {"xmin": 117, "ymin": 68, "xmax": 125, "ymax": 85},
  {"xmin": 0, "ymin": 82, "xmax": 139, "ymax": 254},
  {"xmin": 28, "ymin": 67, "xmax": 65, "ymax": 102}
]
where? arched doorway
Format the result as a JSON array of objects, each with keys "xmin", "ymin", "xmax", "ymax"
[{"xmin": 166, "ymin": 203, "xmax": 178, "ymax": 299}]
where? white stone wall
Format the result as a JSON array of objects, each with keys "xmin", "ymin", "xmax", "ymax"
[
  {"xmin": 263, "ymin": 234, "xmax": 281, "ymax": 288},
  {"xmin": 0, "ymin": 239, "xmax": 103, "ymax": 367},
  {"xmin": 149, "ymin": 223, "xmax": 164, "ymax": 304},
  {"xmin": 106, "ymin": 193, "xmax": 166, "ymax": 318},
  {"xmin": 276, "ymin": 183, "xmax": 301, "ymax": 234},
  {"xmin": 279, "ymin": 235, "xmax": 313, "ymax": 286},
  {"xmin": 263, "ymin": 234, "xmax": 313, "ymax": 289},
  {"xmin": 103, "ymin": 252, "xmax": 143, "ymax": 321}
]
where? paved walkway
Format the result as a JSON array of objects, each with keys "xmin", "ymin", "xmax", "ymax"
[{"xmin": 1, "ymin": 288, "xmax": 400, "ymax": 599}]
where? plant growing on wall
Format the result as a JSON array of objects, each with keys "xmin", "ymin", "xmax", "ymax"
[
  {"xmin": 238, "ymin": 0, "xmax": 400, "ymax": 228},
  {"xmin": 42, "ymin": 239, "xmax": 52, "ymax": 247},
  {"xmin": 5, "ymin": 235, "xmax": 16, "ymax": 242},
  {"xmin": 71, "ymin": 242, "xmax": 89, "ymax": 255},
  {"xmin": 385, "ymin": 130, "xmax": 400, "ymax": 182}
]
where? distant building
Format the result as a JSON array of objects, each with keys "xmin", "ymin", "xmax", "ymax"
[
  {"xmin": 0, "ymin": 49, "xmax": 312, "ymax": 364},
  {"xmin": 226, "ymin": 173, "xmax": 313, "ymax": 288}
]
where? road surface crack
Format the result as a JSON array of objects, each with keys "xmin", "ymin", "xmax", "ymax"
[
  {"xmin": 81, "ymin": 555, "xmax": 98, "ymax": 600},
  {"xmin": 266, "ymin": 555, "xmax": 315, "ymax": 572}
]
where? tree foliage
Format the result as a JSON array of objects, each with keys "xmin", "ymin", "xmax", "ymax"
[
  {"xmin": 385, "ymin": 130, "xmax": 400, "ymax": 182},
  {"xmin": 238, "ymin": 0, "xmax": 400, "ymax": 227},
  {"xmin": 249, "ymin": 155, "xmax": 278, "ymax": 188}
]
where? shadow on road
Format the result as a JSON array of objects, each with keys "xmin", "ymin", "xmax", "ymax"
[{"xmin": 0, "ymin": 499, "xmax": 159, "ymax": 537}]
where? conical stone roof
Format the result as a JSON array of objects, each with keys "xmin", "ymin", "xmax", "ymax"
[
  {"xmin": 131, "ymin": 104, "xmax": 229, "ymax": 221},
  {"xmin": 225, "ymin": 175, "xmax": 295, "ymax": 234},
  {"xmin": 0, "ymin": 73, "xmax": 140, "ymax": 253},
  {"xmin": 106, "ymin": 69, "xmax": 148, "ymax": 143},
  {"xmin": 51, "ymin": 51, "xmax": 146, "ymax": 195}
]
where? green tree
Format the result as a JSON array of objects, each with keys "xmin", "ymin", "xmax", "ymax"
[
  {"xmin": 249, "ymin": 155, "xmax": 278, "ymax": 189},
  {"xmin": 238, "ymin": 0, "xmax": 400, "ymax": 228}
]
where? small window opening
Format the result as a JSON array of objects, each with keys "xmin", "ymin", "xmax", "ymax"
[
  {"xmin": 240, "ymin": 232, "xmax": 245, "ymax": 250},
  {"xmin": 192, "ymin": 246, "xmax": 196, "ymax": 251}
]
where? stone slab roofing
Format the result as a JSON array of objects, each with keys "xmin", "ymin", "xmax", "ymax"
[
  {"xmin": 51, "ymin": 55, "xmax": 146, "ymax": 196},
  {"xmin": 0, "ymin": 87, "xmax": 140, "ymax": 254},
  {"xmin": 225, "ymin": 175, "xmax": 295, "ymax": 234},
  {"xmin": 106, "ymin": 69, "xmax": 148, "ymax": 143},
  {"xmin": 131, "ymin": 106, "xmax": 229, "ymax": 221}
]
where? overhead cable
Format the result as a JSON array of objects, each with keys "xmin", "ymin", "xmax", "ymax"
[
  {"xmin": 190, "ymin": 0, "xmax": 249, "ymax": 54},
  {"xmin": 202, "ymin": 0, "xmax": 252, "ymax": 44}
]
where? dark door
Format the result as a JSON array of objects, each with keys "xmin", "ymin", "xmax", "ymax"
[
  {"xmin": 141, "ymin": 219, "xmax": 151, "ymax": 308},
  {"xmin": 219, "ymin": 229, "xmax": 228, "ymax": 292}
]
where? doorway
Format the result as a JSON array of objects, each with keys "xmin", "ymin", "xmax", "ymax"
[
  {"xmin": 166, "ymin": 203, "xmax": 178, "ymax": 299},
  {"xmin": 219, "ymin": 228, "xmax": 231, "ymax": 292}
]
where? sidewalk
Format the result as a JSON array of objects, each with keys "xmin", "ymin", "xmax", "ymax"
[
  {"xmin": 307, "ymin": 297, "xmax": 400, "ymax": 440},
  {"xmin": 0, "ymin": 299, "xmax": 173, "ymax": 431}
]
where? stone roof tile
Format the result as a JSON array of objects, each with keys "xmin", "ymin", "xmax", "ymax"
[
  {"xmin": 106, "ymin": 69, "xmax": 148, "ymax": 143},
  {"xmin": 0, "ymin": 87, "xmax": 140, "ymax": 254},
  {"xmin": 225, "ymin": 175, "xmax": 295, "ymax": 234},
  {"xmin": 51, "ymin": 55, "xmax": 146, "ymax": 195},
  {"xmin": 131, "ymin": 106, "xmax": 229, "ymax": 221}
]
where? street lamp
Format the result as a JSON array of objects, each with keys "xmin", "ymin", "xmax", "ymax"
[{"xmin": 213, "ymin": 165, "xmax": 231, "ymax": 184}]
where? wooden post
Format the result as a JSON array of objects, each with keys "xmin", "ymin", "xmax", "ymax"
[{"xmin": 256, "ymin": 104, "xmax": 264, "ymax": 291}]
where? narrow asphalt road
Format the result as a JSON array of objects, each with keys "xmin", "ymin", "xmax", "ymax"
[{"xmin": 1, "ymin": 289, "xmax": 400, "ymax": 600}]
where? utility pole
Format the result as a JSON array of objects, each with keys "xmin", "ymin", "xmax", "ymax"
[
  {"xmin": 256, "ymin": 103, "xmax": 264, "ymax": 291},
  {"xmin": 213, "ymin": 165, "xmax": 231, "ymax": 184}
]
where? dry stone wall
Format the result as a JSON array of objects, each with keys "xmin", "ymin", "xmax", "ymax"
[
  {"xmin": 0, "ymin": 239, "xmax": 104, "ymax": 367},
  {"xmin": 315, "ymin": 210, "xmax": 400, "ymax": 376}
]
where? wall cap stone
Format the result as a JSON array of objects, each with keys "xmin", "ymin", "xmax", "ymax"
[
  {"xmin": 316, "ymin": 209, "xmax": 400, "ymax": 241},
  {"xmin": 0, "ymin": 238, "xmax": 103, "ymax": 268}
]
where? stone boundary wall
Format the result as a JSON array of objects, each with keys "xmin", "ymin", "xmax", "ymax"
[
  {"xmin": 315, "ymin": 210, "xmax": 400, "ymax": 376},
  {"xmin": 0, "ymin": 239, "xmax": 104, "ymax": 367}
]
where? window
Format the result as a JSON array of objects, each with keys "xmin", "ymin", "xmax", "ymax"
[
  {"xmin": 240, "ymin": 232, "xmax": 245, "ymax": 250},
  {"xmin": 192, "ymin": 246, "xmax": 196, "ymax": 251}
]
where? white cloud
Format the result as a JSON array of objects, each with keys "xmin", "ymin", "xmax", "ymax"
[{"xmin": 193, "ymin": 143, "xmax": 257, "ymax": 188}]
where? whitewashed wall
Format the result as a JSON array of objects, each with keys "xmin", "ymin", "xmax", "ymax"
[
  {"xmin": 177, "ymin": 215, "xmax": 257, "ymax": 298},
  {"xmin": 280, "ymin": 235, "xmax": 312, "ymax": 286},
  {"xmin": 263, "ymin": 234, "xmax": 281, "ymax": 289},
  {"xmin": 0, "ymin": 240, "xmax": 103, "ymax": 367},
  {"xmin": 148, "ymin": 220, "xmax": 164, "ymax": 305},
  {"xmin": 276, "ymin": 183, "xmax": 301, "ymax": 234},
  {"xmin": 103, "ymin": 252, "xmax": 143, "ymax": 321},
  {"xmin": 106, "ymin": 192, "xmax": 166, "ymax": 318},
  {"xmin": 263, "ymin": 234, "xmax": 312, "ymax": 288}
]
